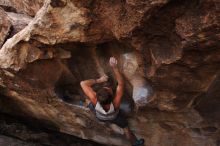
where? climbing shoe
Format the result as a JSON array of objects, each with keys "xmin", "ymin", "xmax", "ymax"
[{"xmin": 132, "ymin": 138, "xmax": 145, "ymax": 146}]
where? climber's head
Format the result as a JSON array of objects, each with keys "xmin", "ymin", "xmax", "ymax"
[{"xmin": 97, "ymin": 87, "xmax": 113, "ymax": 106}]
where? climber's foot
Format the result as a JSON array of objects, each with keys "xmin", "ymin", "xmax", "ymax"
[{"xmin": 132, "ymin": 138, "xmax": 145, "ymax": 146}]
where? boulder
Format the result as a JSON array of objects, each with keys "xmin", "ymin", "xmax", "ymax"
[{"xmin": 0, "ymin": 0, "xmax": 219, "ymax": 146}]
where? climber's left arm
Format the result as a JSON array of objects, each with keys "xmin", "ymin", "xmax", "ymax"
[{"xmin": 80, "ymin": 75, "xmax": 108, "ymax": 105}]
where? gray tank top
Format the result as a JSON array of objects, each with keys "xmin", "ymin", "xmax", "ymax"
[{"xmin": 95, "ymin": 102, "xmax": 119, "ymax": 121}]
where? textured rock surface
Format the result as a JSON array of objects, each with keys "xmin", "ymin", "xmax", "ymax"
[
  {"xmin": 0, "ymin": 113, "xmax": 104, "ymax": 146},
  {"xmin": 0, "ymin": 0, "xmax": 44, "ymax": 16},
  {"xmin": 0, "ymin": 135, "xmax": 39, "ymax": 146},
  {"xmin": 0, "ymin": 8, "xmax": 11, "ymax": 47},
  {"xmin": 6, "ymin": 12, "xmax": 32, "ymax": 37},
  {"xmin": 0, "ymin": 0, "xmax": 219, "ymax": 146}
]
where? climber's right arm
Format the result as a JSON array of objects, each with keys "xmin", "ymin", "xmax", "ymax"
[{"xmin": 109, "ymin": 57, "xmax": 124, "ymax": 109}]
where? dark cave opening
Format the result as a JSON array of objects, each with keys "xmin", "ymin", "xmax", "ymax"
[{"xmin": 54, "ymin": 41, "xmax": 135, "ymax": 114}]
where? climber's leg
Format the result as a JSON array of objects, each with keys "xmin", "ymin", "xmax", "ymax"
[
  {"xmin": 124, "ymin": 128, "xmax": 145, "ymax": 146},
  {"xmin": 111, "ymin": 110, "xmax": 144, "ymax": 145},
  {"xmin": 111, "ymin": 110, "xmax": 128, "ymax": 128},
  {"xmin": 124, "ymin": 127, "xmax": 137, "ymax": 145},
  {"xmin": 123, "ymin": 127, "xmax": 144, "ymax": 146}
]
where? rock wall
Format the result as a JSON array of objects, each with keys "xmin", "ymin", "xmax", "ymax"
[{"xmin": 0, "ymin": 0, "xmax": 219, "ymax": 146}]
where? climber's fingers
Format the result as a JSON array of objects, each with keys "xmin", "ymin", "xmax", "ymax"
[
  {"xmin": 99, "ymin": 75, "xmax": 108, "ymax": 82},
  {"xmin": 109, "ymin": 57, "xmax": 118, "ymax": 67}
]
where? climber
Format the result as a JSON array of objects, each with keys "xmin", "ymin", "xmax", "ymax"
[{"xmin": 80, "ymin": 57, "xmax": 145, "ymax": 146}]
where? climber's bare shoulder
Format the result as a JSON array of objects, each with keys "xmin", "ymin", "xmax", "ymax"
[{"xmin": 80, "ymin": 81, "xmax": 97, "ymax": 105}]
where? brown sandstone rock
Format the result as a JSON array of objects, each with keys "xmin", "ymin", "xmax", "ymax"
[
  {"xmin": 0, "ymin": 0, "xmax": 219, "ymax": 146},
  {"xmin": 0, "ymin": 0, "xmax": 44, "ymax": 16},
  {"xmin": 6, "ymin": 12, "xmax": 32, "ymax": 37},
  {"xmin": 0, "ymin": 8, "xmax": 11, "ymax": 47},
  {"xmin": 0, "ymin": 135, "xmax": 39, "ymax": 146}
]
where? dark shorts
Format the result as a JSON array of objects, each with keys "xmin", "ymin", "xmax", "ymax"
[{"xmin": 88, "ymin": 103, "xmax": 128, "ymax": 128}]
